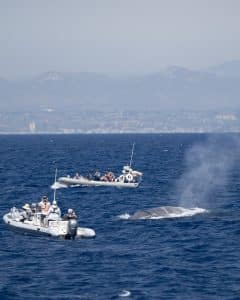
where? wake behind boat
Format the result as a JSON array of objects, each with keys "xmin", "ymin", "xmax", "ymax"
[{"xmin": 51, "ymin": 143, "xmax": 143, "ymax": 189}]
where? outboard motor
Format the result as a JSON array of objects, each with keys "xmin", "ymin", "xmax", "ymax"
[{"xmin": 66, "ymin": 219, "xmax": 78, "ymax": 239}]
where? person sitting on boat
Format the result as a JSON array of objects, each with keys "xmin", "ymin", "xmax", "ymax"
[
  {"xmin": 100, "ymin": 174, "xmax": 108, "ymax": 181},
  {"xmin": 30, "ymin": 203, "xmax": 38, "ymax": 213},
  {"xmin": 93, "ymin": 171, "xmax": 101, "ymax": 181},
  {"xmin": 63, "ymin": 208, "xmax": 77, "ymax": 221},
  {"xmin": 106, "ymin": 172, "xmax": 112, "ymax": 181},
  {"xmin": 100, "ymin": 172, "xmax": 113, "ymax": 182},
  {"xmin": 108, "ymin": 172, "xmax": 115, "ymax": 182},
  {"xmin": 87, "ymin": 173, "xmax": 93, "ymax": 180},
  {"xmin": 75, "ymin": 172, "xmax": 80, "ymax": 179},
  {"xmin": 21, "ymin": 203, "xmax": 32, "ymax": 222},
  {"xmin": 39, "ymin": 196, "xmax": 51, "ymax": 216}
]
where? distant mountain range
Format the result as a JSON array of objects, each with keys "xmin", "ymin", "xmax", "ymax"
[
  {"xmin": 207, "ymin": 60, "xmax": 240, "ymax": 78},
  {"xmin": 1, "ymin": 61, "xmax": 240, "ymax": 112}
]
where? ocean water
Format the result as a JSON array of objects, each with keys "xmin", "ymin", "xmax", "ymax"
[{"xmin": 0, "ymin": 134, "xmax": 240, "ymax": 299}]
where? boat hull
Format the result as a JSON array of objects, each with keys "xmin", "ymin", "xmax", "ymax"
[
  {"xmin": 57, "ymin": 177, "xmax": 139, "ymax": 188},
  {"xmin": 3, "ymin": 214, "xmax": 96, "ymax": 239}
]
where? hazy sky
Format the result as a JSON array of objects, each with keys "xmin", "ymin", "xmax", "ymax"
[{"xmin": 1, "ymin": 0, "xmax": 240, "ymax": 78}]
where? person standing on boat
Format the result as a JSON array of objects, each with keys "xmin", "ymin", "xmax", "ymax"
[
  {"xmin": 38, "ymin": 196, "xmax": 51, "ymax": 225},
  {"xmin": 47, "ymin": 200, "xmax": 61, "ymax": 219},
  {"xmin": 44, "ymin": 200, "xmax": 61, "ymax": 225},
  {"xmin": 39, "ymin": 196, "xmax": 51, "ymax": 215}
]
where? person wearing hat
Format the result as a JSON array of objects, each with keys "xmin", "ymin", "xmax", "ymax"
[
  {"xmin": 44, "ymin": 200, "xmax": 61, "ymax": 225},
  {"xmin": 63, "ymin": 208, "xmax": 77, "ymax": 221},
  {"xmin": 21, "ymin": 203, "xmax": 32, "ymax": 222},
  {"xmin": 22, "ymin": 203, "xmax": 30, "ymax": 210}
]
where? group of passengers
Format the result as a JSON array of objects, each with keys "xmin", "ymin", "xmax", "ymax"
[
  {"xmin": 72, "ymin": 170, "xmax": 117, "ymax": 182},
  {"xmin": 100, "ymin": 172, "xmax": 115, "ymax": 182},
  {"xmin": 21, "ymin": 195, "xmax": 77, "ymax": 226}
]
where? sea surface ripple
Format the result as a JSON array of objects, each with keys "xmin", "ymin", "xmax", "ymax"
[{"xmin": 0, "ymin": 134, "xmax": 240, "ymax": 299}]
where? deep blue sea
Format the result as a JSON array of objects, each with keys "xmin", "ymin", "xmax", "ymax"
[{"xmin": 1, "ymin": 134, "xmax": 240, "ymax": 300}]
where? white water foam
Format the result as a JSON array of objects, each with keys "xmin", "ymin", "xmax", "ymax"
[
  {"xmin": 50, "ymin": 182, "xmax": 67, "ymax": 189},
  {"xmin": 118, "ymin": 206, "xmax": 208, "ymax": 220},
  {"xmin": 118, "ymin": 290, "xmax": 131, "ymax": 297},
  {"xmin": 119, "ymin": 213, "xmax": 131, "ymax": 220}
]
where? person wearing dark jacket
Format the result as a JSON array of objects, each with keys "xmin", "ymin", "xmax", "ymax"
[{"xmin": 63, "ymin": 208, "xmax": 77, "ymax": 220}]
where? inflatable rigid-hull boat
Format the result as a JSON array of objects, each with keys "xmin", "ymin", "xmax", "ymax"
[
  {"xmin": 55, "ymin": 176, "xmax": 140, "ymax": 189},
  {"xmin": 52, "ymin": 166, "xmax": 143, "ymax": 190},
  {"xmin": 3, "ymin": 209, "xmax": 95, "ymax": 239}
]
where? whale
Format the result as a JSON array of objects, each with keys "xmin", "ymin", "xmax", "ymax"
[{"xmin": 119, "ymin": 206, "xmax": 207, "ymax": 220}]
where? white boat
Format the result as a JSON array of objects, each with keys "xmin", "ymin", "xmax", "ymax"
[
  {"xmin": 3, "ymin": 208, "xmax": 95, "ymax": 239},
  {"xmin": 51, "ymin": 144, "xmax": 143, "ymax": 189},
  {"xmin": 3, "ymin": 170, "xmax": 96, "ymax": 239}
]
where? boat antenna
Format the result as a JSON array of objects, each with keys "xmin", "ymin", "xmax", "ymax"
[
  {"xmin": 53, "ymin": 168, "xmax": 57, "ymax": 202},
  {"xmin": 129, "ymin": 143, "xmax": 135, "ymax": 168}
]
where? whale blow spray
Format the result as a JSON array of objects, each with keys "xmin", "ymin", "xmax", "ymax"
[{"xmin": 176, "ymin": 135, "xmax": 240, "ymax": 208}]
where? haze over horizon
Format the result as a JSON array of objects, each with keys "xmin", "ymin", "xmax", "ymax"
[
  {"xmin": 1, "ymin": 0, "xmax": 240, "ymax": 79},
  {"xmin": 1, "ymin": 0, "xmax": 240, "ymax": 135}
]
